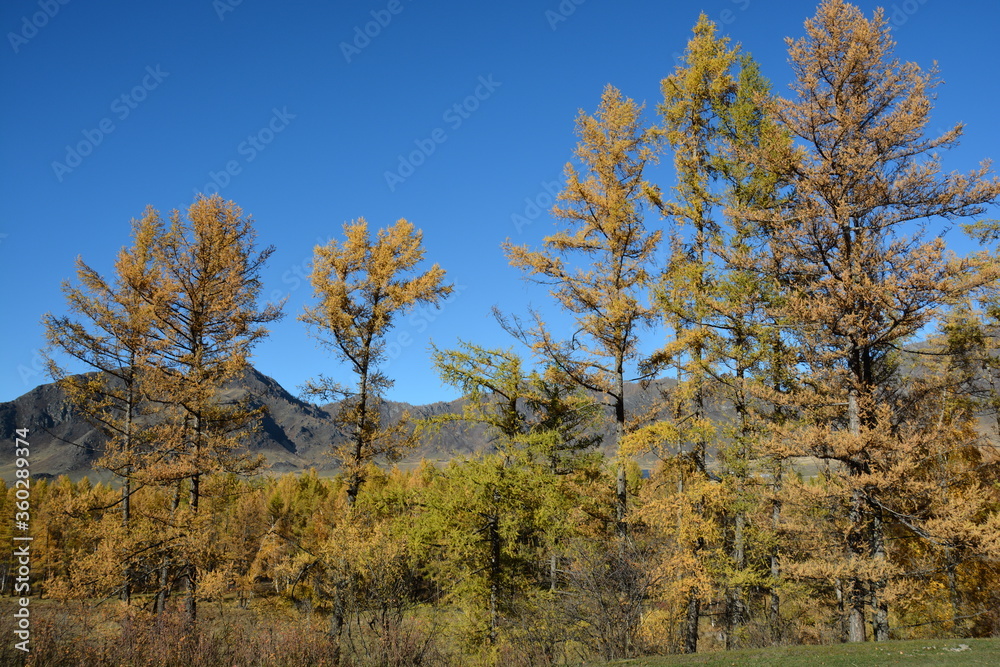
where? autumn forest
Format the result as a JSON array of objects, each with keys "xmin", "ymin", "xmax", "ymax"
[{"xmin": 5, "ymin": 1, "xmax": 1000, "ymax": 664}]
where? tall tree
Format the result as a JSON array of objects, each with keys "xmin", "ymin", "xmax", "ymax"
[
  {"xmin": 623, "ymin": 15, "xmax": 791, "ymax": 652},
  {"xmin": 144, "ymin": 194, "xmax": 283, "ymax": 623},
  {"xmin": 501, "ymin": 84, "xmax": 663, "ymax": 537},
  {"xmin": 43, "ymin": 195, "xmax": 282, "ymax": 621},
  {"xmin": 655, "ymin": 16, "xmax": 741, "ymax": 653},
  {"xmin": 739, "ymin": 0, "xmax": 1000, "ymax": 643},
  {"xmin": 42, "ymin": 208, "xmax": 164, "ymax": 603},
  {"xmin": 300, "ymin": 217, "xmax": 452, "ymax": 506}
]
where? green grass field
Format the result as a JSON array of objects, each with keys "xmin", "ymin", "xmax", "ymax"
[{"xmin": 607, "ymin": 638, "xmax": 999, "ymax": 666}]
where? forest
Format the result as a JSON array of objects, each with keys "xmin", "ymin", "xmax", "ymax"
[{"xmin": 4, "ymin": 1, "xmax": 1000, "ymax": 664}]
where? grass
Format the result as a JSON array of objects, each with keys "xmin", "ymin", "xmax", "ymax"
[
  {"xmin": 607, "ymin": 638, "xmax": 999, "ymax": 666},
  {"xmin": 6, "ymin": 598, "xmax": 996, "ymax": 666}
]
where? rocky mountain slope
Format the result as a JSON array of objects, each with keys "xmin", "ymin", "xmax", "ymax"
[{"xmin": 1, "ymin": 367, "xmax": 667, "ymax": 483}]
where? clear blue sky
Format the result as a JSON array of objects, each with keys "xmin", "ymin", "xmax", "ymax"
[{"xmin": 2, "ymin": 0, "xmax": 998, "ymax": 405}]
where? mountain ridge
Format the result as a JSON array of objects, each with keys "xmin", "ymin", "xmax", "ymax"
[{"xmin": 3, "ymin": 366, "xmax": 657, "ymax": 483}]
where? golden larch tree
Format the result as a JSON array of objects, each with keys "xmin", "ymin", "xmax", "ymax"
[
  {"xmin": 42, "ymin": 208, "xmax": 165, "ymax": 604},
  {"xmin": 740, "ymin": 0, "xmax": 1000, "ymax": 643},
  {"xmin": 634, "ymin": 15, "xmax": 792, "ymax": 652},
  {"xmin": 501, "ymin": 84, "xmax": 662, "ymax": 537},
  {"xmin": 300, "ymin": 217, "xmax": 452, "ymax": 506},
  {"xmin": 144, "ymin": 194, "xmax": 283, "ymax": 623}
]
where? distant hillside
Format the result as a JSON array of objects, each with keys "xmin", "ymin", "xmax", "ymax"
[{"xmin": 0, "ymin": 367, "xmax": 671, "ymax": 483}]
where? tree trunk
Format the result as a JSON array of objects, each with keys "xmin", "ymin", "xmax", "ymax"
[
  {"xmin": 684, "ymin": 592, "xmax": 700, "ymax": 654},
  {"xmin": 615, "ymin": 462, "xmax": 627, "ymax": 539},
  {"xmin": 870, "ymin": 503, "xmax": 889, "ymax": 641},
  {"xmin": 769, "ymin": 465, "xmax": 782, "ymax": 645},
  {"xmin": 847, "ymin": 582, "xmax": 867, "ymax": 643},
  {"xmin": 347, "ymin": 362, "xmax": 371, "ymax": 507},
  {"xmin": 121, "ymin": 476, "xmax": 132, "ymax": 605},
  {"xmin": 726, "ymin": 512, "xmax": 747, "ymax": 650},
  {"xmin": 155, "ymin": 480, "xmax": 183, "ymax": 615},
  {"xmin": 182, "ymin": 467, "xmax": 201, "ymax": 625},
  {"xmin": 945, "ymin": 547, "xmax": 966, "ymax": 636},
  {"xmin": 183, "ymin": 569, "xmax": 197, "ymax": 625},
  {"xmin": 846, "ymin": 390, "xmax": 866, "ymax": 643},
  {"xmin": 330, "ymin": 585, "xmax": 345, "ymax": 665},
  {"xmin": 675, "ymin": 466, "xmax": 700, "ymax": 654},
  {"xmin": 155, "ymin": 555, "xmax": 171, "ymax": 615},
  {"xmin": 834, "ymin": 579, "xmax": 847, "ymax": 642},
  {"xmin": 122, "ymin": 377, "xmax": 135, "ymax": 605},
  {"xmin": 614, "ymin": 361, "xmax": 628, "ymax": 539},
  {"xmin": 847, "ymin": 486, "xmax": 867, "ymax": 643},
  {"xmin": 488, "ymin": 486, "xmax": 502, "ymax": 644}
]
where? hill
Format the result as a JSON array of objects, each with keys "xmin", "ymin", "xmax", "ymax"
[{"xmin": 0, "ymin": 367, "xmax": 670, "ymax": 483}]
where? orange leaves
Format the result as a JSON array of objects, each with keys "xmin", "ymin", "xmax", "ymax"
[
  {"xmin": 500, "ymin": 86, "xmax": 661, "ymax": 426},
  {"xmin": 303, "ymin": 218, "xmax": 452, "ymax": 362},
  {"xmin": 300, "ymin": 217, "xmax": 452, "ymax": 503}
]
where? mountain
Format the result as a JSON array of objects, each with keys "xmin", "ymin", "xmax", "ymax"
[{"xmin": 2, "ymin": 367, "xmax": 668, "ymax": 483}]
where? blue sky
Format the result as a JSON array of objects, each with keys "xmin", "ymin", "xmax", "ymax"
[{"xmin": 2, "ymin": 0, "xmax": 998, "ymax": 406}]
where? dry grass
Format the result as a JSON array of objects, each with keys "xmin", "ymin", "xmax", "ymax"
[{"xmin": 0, "ymin": 597, "xmax": 446, "ymax": 666}]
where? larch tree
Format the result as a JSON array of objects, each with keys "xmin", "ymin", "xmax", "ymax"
[
  {"xmin": 898, "ymin": 271, "xmax": 1000, "ymax": 635},
  {"xmin": 42, "ymin": 195, "xmax": 282, "ymax": 620},
  {"xmin": 654, "ymin": 16, "xmax": 740, "ymax": 653},
  {"xmin": 42, "ymin": 208, "xmax": 164, "ymax": 604},
  {"xmin": 420, "ymin": 342, "xmax": 605, "ymax": 648},
  {"xmin": 299, "ymin": 217, "xmax": 452, "ymax": 506},
  {"xmin": 421, "ymin": 342, "xmax": 538, "ymax": 645},
  {"xmin": 426, "ymin": 340, "xmax": 601, "ymax": 471},
  {"xmin": 500, "ymin": 84, "xmax": 663, "ymax": 537},
  {"xmin": 739, "ymin": 0, "xmax": 1000, "ymax": 643},
  {"xmin": 144, "ymin": 194, "xmax": 283, "ymax": 623},
  {"xmin": 623, "ymin": 15, "xmax": 790, "ymax": 652},
  {"xmin": 415, "ymin": 452, "xmax": 553, "ymax": 648},
  {"xmin": 427, "ymin": 342, "xmax": 602, "ymax": 591}
]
